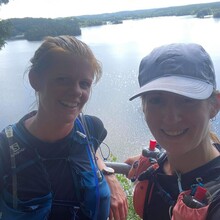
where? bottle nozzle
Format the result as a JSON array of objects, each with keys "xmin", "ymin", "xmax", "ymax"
[
  {"xmin": 194, "ymin": 186, "xmax": 207, "ymax": 201},
  {"xmin": 149, "ymin": 140, "xmax": 157, "ymax": 151}
]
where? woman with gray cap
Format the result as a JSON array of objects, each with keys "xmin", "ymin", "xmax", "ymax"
[{"xmin": 125, "ymin": 43, "xmax": 220, "ymax": 220}]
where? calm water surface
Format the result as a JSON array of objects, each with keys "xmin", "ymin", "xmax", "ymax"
[{"xmin": 0, "ymin": 16, "xmax": 220, "ymax": 160}]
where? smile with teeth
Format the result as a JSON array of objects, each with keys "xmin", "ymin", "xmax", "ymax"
[
  {"xmin": 60, "ymin": 101, "xmax": 79, "ymax": 108},
  {"xmin": 162, "ymin": 129, "xmax": 187, "ymax": 136}
]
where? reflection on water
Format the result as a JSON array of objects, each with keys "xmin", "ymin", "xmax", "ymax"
[{"xmin": 0, "ymin": 16, "xmax": 220, "ymax": 161}]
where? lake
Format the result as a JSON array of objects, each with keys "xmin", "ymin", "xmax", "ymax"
[{"xmin": 0, "ymin": 16, "xmax": 220, "ymax": 161}]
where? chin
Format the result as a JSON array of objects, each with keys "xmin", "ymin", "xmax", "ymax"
[
  {"xmin": 64, "ymin": 116, "xmax": 78, "ymax": 124},
  {"xmin": 166, "ymin": 147, "xmax": 188, "ymax": 157},
  {"xmin": 55, "ymin": 114, "xmax": 77, "ymax": 126}
]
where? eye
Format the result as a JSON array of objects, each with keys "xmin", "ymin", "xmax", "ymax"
[
  {"xmin": 147, "ymin": 96, "xmax": 163, "ymax": 105},
  {"xmin": 80, "ymin": 80, "xmax": 92, "ymax": 89},
  {"xmin": 182, "ymin": 97, "xmax": 198, "ymax": 105}
]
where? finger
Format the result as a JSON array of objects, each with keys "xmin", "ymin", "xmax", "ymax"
[
  {"xmin": 124, "ymin": 155, "xmax": 139, "ymax": 165},
  {"xmin": 109, "ymin": 209, "xmax": 113, "ymax": 220},
  {"xmin": 113, "ymin": 197, "xmax": 128, "ymax": 220},
  {"xmin": 123, "ymin": 195, "xmax": 129, "ymax": 220},
  {"xmin": 127, "ymin": 160, "xmax": 139, "ymax": 179}
]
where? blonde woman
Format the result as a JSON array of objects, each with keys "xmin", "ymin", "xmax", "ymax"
[{"xmin": 126, "ymin": 43, "xmax": 220, "ymax": 220}]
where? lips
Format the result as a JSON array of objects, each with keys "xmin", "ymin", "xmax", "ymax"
[
  {"xmin": 59, "ymin": 100, "xmax": 79, "ymax": 108},
  {"xmin": 162, "ymin": 128, "xmax": 188, "ymax": 136}
]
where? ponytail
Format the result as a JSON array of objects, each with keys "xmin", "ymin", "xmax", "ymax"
[{"xmin": 210, "ymin": 131, "xmax": 220, "ymax": 144}]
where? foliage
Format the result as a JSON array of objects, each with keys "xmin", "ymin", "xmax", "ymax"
[
  {"xmin": 109, "ymin": 154, "xmax": 141, "ymax": 220},
  {"xmin": 8, "ymin": 17, "xmax": 81, "ymax": 41},
  {"xmin": 0, "ymin": 20, "xmax": 11, "ymax": 49},
  {"xmin": 2, "ymin": 1, "xmax": 220, "ymax": 42},
  {"xmin": 75, "ymin": 1, "xmax": 220, "ymax": 22},
  {"xmin": 116, "ymin": 174, "xmax": 141, "ymax": 220},
  {"xmin": 196, "ymin": 8, "xmax": 212, "ymax": 18},
  {"xmin": 213, "ymin": 10, "xmax": 220, "ymax": 18},
  {"xmin": 0, "ymin": 0, "xmax": 9, "ymax": 5},
  {"xmin": 77, "ymin": 18, "xmax": 104, "ymax": 27},
  {"xmin": 0, "ymin": 0, "xmax": 10, "ymax": 49}
]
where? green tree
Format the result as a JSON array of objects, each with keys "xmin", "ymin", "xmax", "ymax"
[
  {"xmin": 0, "ymin": 0, "xmax": 9, "ymax": 4},
  {"xmin": 0, "ymin": 0, "xmax": 10, "ymax": 49},
  {"xmin": 0, "ymin": 20, "xmax": 11, "ymax": 49},
  {"xmin": 196, "ymin": 8, "xmax": 212, "ymax": 18},
  {"xmin": 7, "ymin": 17, "xmax": 81, "ymax": 41},
  {"xmin": 213, "ymin": 10, "xmax": 220, "ymax": 18}
]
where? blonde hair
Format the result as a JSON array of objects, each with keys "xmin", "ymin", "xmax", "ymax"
[
  {"xmin": 29, "ymin": 35, "xmax": 102, "ymax": 83},
  {"xmin": 210, "ymin": 131, "xmax": 220, "ymax": 143},
  {"xmin": 209, "ymin": 91, "xmax": 220, "ymax": 143}
]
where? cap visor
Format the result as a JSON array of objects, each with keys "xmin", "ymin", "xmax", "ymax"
[{"xmin": 129, "ymin": 76, "xmax": 213, "ymax": 100}]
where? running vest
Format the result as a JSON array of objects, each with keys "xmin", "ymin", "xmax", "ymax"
[
  {"xmin": 131, "ymin": 144, "xmax": 220, "ymax": 220},
  {"xmin": 0, "ymin": 116, "xmax": 110, "ymax": 220}
]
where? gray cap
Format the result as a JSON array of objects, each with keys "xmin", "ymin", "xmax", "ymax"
[{"xmin": 130, "ymin": 43, "xmax": 216, "ymax": 100}]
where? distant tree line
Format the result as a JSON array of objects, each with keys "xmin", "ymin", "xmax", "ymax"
[
  {"xmin": 213, "ymin": 10, "xmax": 220, "ymax": 17},
  {"xmin": 75, "ymin": 1, "xmax": 220, "ymax": 22},
  {"xmin": 1, "ymin": 1, "xmax": 220, "ymax": 43},
  {"xmin": 8, "ymin": 18, "xmax": 81, "ymax": 41},
  {"xmin": 0, "ymin": 0, "xmax": 9, "ymax": 3},
  {"xmin": 0, "ymin": 0, "xmax": 10, "ymax": 49}
]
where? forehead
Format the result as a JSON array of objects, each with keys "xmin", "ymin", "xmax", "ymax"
[
  {"xmin": 143, "ymin": 91, "xmax": 193, "ymax": 99},
  {"xmin": 42, "ymin": 51, "xmax": 94, "ymax": 73},
  {"xmin": 34, "ymin": 51, "xmax": 94, "ymax": 83},
  {"xmin": 49, "ymin": 51, "xmax": 91, "ymax": 67}
]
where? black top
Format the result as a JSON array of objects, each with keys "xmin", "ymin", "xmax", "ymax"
[
  {"xmin": 0, "ymin": 112, "xmax": 107, "ymax": 220},
  {"xmin": 144, "ymin": 144, "xmax": 220, "ymax": 220}
]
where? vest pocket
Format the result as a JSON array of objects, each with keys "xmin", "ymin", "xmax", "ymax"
[
  {"xmin": 80, "ymin": 171, "xmax": 110, "ymax": 220},
  {"xmin": 0, "ymin": 190, "xmax": 52, "ymax": 220},
  {"xmin": 172, "ymin": 190, "xmax": 209, "ymax": 220}
]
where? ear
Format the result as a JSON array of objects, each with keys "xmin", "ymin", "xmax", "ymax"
[
  {"xmin": 209, "ymin": 93, "xmax": 220, "ymax": 119},
  {"xmin": 217, "ymin": 92, "xmax": 220, "ymax": 112},
  {"xmin": 217, "ymin": 92, "xmax": 220, "ymax": 105},
  {"xmin": 29, "ymin": 71, "xmax": 41, "ymax": 91}
]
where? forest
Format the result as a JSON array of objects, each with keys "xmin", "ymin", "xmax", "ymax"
[{"xmin": 3, "ymin": 1, "xmax": 220, "ymax": 41}]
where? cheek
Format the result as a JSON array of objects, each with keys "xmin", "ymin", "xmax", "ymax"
[
  {"xmin": 82, "ymin": 90, "xmax": 91, "ymax": 103},
  {"xmin": 143, "ymin": 104, "xmax": 159, "ymax": 122},
  {"xmin": 189, "ymin": 107, "xmax": 210, "ymax": 136},
  {"xmin": 146, "ymin": 117, "xmax": 157, "ymax": 130},
  {"xmin": 144, "ymin": 110, "xmax": 159, "ymax": 133}
]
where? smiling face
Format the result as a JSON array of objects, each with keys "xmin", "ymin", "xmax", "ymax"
[
  {"xmin": 30, "ymin": 52, "xmax": 94, "ymax": 126},
  {"xmin": 142, "ymin": 91, "xmax": 216, "ymax": 157}
]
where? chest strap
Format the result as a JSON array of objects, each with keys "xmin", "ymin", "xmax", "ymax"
[{"xmin": 5, "ymin": 126, "xmax": 18, "ymax": 210}]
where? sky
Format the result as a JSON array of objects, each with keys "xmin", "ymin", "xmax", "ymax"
[{"xmin": 0, "ymin": 0, "xmax": 218, "ymax": 19}]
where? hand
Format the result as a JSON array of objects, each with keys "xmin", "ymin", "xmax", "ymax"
[
  {"xmin": 124, "ymin": 155, "xmax": 141, "ymax": 179},
  {"xmin": 104, "ymin": 174, "xmax": 128, "ymax": 220}
]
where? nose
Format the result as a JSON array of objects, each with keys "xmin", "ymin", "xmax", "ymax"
[
  {"xmin": 69, "ymin": 82, "xmax": 82, "ymax": 98},
  {"xmin": 162, "ymin": 102, "xmax": 182, "ymax": 125}
]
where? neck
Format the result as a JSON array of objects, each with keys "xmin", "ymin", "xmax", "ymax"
[
  {"xmin": 165, "ymin": 141, "xmax": 220, "ymax": 174},
  {"xmin": 24, "ymin": 113, "xmax": 74, "ymax": 142}
]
